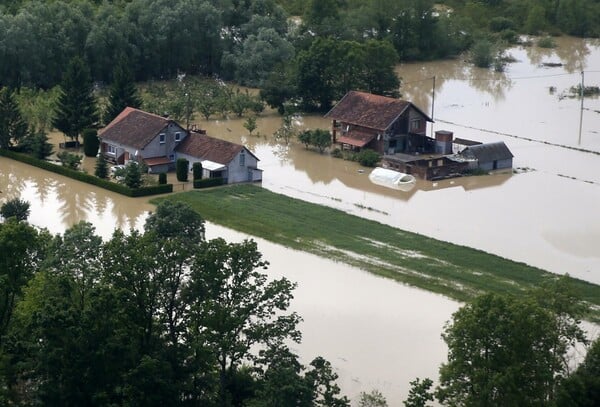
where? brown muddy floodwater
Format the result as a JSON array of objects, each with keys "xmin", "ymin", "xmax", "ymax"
[
  {"xmin": 2, "ymin": 36, "xmax": 600, "ymax": 405},
  {"xmin": 0, "ymin": 158, "xmax": 459, "ymax": 405}
]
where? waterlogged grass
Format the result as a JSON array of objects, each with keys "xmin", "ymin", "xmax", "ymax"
[{"xmin": 153, "ymin": 184, "xmax": 600, "ymax": 321}]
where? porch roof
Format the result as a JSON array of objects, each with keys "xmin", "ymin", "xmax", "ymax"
[
  {"xmin": 143, "ymin": 156, "xmax": 172, "ymax": 166},
  {"xmin": 337, "ymin": 134, "xmax": 375, "ymax": 148}
]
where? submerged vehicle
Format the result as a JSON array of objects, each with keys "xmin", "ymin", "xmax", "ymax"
[{"xmin": 368, "ymin": 167, "xmax": 416, "ymax": 191}]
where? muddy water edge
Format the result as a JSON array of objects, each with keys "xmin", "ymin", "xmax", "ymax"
[{"xmin": 1, "ymin": 36, "xmax": 600, "ymax": 404}]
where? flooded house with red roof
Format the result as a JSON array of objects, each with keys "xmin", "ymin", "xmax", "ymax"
[
  {"xmin": 326, "ymin": 91, "xmax": 513, "ymax": 180},
  {"xmin": 325, "ymin": 90, "xmax": 433, "ymax": 155},
  {"xmin": 99, "ymin": 107, "xmax": 262, "ymax": 183}
]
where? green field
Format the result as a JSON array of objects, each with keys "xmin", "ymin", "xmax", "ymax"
[{"xmin": 153, "ymin": 184, "xmax": 600, "ymax": 321}]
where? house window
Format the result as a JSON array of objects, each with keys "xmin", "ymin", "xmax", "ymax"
[
  {"xmin": 175, "ymin": 132, "xmax": 181, "ymax": 142},
  {"xmin": 159, "ymin": 133, "xmax": 166, "ymax": 144},
  {"xmin": 106, "ymin": 144, "xmax": 116, "ymax": 155},
  {"xmin": 169, "ymin": 154, "xmax": 175, "ymax": 162},
  {"xmin": 240, "ymin": 150, "xmax": 245, "ymax": 166},
  {"xmin": 411, "ymin": 119, "xmax": 421, "ymax": 131}
]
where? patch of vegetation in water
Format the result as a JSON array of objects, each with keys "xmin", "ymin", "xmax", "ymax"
[
  {"xmin": 152, "ymin": 184, "xmax": 600, "ymax": 322},
  {"xmin": 568, "ymin": 84, "xmax": 600, "ymax": 98}
]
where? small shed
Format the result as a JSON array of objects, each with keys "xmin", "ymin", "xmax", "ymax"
[{"xmin": 461, "ymin": 142, "xmax": 513, "ymax": 171}]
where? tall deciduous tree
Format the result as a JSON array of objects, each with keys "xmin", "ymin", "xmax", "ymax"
[
  {"xmin": 0, "ymin": 218, "xmax": 42, "ymax": 342},
  {"xmin": 437, "ymin": 283, "xmax": 588, "ymax": 406},
  {"xmin": 0, "ymin": 87, "xmax": 28, "ymax": 149},
  {"xmin": 104, "ymin": 57, "xmax": 142, "ymax": 124},
  {"xmin": 555, "ymin": 337, "xmax": 600, "ymax": 406},
  {"xmin": 184, "ymin": 238, "xmax": 301, "ymax": 404},
  {"xmin": 52, "ymin": 57, "xmax": 99, "ymax": 145}
]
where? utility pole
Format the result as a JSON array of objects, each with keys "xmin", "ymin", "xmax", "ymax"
[
  {"xmin": 430, "ymin": 75, "xmax": 436, "ymax": 138},
  {"xmin": 578, "ymin": 70, "xmax": 584, "ymax": 145}
]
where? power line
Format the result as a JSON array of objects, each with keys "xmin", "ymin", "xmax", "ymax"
[{"xmin": 402, "ymin": 70, "xmax": 597, "ymax": 85}]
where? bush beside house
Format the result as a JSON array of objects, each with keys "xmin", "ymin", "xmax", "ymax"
[{"xmin": 176, "ymin": 158, "xmax": 189, "ymax": 182}]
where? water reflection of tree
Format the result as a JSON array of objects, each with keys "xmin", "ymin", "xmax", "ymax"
[
  {"xmin": 110, "ymin": 200, "xmax": 138, "ymax": 232},
  {"xmin": 524, "ymin": 44, "xmax": 557, "ymax": 67},
  {"xmin": 55, "ymin": 181, "xmax": 93, "ymax": 226},
  {"xmin": 468, "ymin": 66, "xmax": 511, "ymax": 103},
  {"xmin": 288, "ymin": 144, "xmax": 338, "ymax": 185},
  {"xmin": 397, "ymin": 61, "xmax": 465, "ymax": 112},
  {"xmin": 31, "ymin": 173, "xmax": 57, "ymax": 204},
  {"xmin": 0, "ymin": 161, "xmax": 29, "ymax": 198},
  {"xmin": 554, "ymin": 38, "xmax": 590, "ymax": 73},
  {"xmin": 92, "ymin": 191, "xmax": 109, "ymax": 216}
]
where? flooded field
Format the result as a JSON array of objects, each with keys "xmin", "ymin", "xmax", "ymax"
[
  {"xmin": 2, "ymin": 36, "xmax": 600, "ymax": 404},
  {"xmin": 197, "ymin": 36, "xmax": 600, "ymax": 284}
]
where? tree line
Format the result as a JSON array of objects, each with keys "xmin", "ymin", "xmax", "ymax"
[
  {"xmin": 1, "ymin": 199, "xmax": 598, "ymax": 406},
  {"xmin": 2, "ymin": 0, "xmax": 598, "ymax": 114}
]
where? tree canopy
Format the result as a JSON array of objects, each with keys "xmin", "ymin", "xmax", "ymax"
[
  {"xmin": 0, "ymin": 200, "xmax": 348, "ymax": 406},
  {"xmin": 436, "ymin": 279, "xmax": 589, "ymax": 406}
]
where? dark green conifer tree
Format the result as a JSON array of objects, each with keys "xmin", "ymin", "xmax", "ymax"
[
  {"xmin": 0, "ymin": 87, "xmax": 28, "ymax": 149},
  {"xmin": 104, "ymin": 57, "xmax": 142, "ymax": 124},
  {"xmin": 52, "ymin": 57, "xmax": 99, "ymax": 145},
  {"xmin": 95, "ymin": 153, "xmax": 108, "ymax": 179}
]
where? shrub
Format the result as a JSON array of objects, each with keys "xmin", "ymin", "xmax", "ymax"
[
  {"xmin": 82, "ymin": 128, "xmax": 99, "ymax": 157},
  {"xmin": 489, "ymin": 17, "xmax": 515, "ymax": 32},
  {"xmin": 192, "ymin": 162, "xmax": 203, "ymax": 180},
  {"xmin": 20, "ymin": 130, "xmax": 54, "ymax": 159},
  {"xmin": 297, "ymin": 129, "xmax": 332, "ymax": 152},
  {"xmin": 331, "ymin": 148, "xmax": 343, "ymax": 158},
  {"xmin": 357, "ymin": 149, "xmax": 380, "ymax": 167},
  {"xmin": 471, "ymin": 39, "xmax": 495, "ymax": 68},
  {"xmin": 158, "ymin": 172, "xmax": 167, "ymax": 185},
  {"xmin": 499, "ymin": 29, "xmax": 518, "ymax": 44},
  {"xmin": 537, "ymin": 36, "xmax": 556, "ymax": 48},
  {"xmin": 124, "ymin": 162, "xmax": 142, "ymax": 189},
  {"xmin": 56, "ymin": 151, "xmax": 83, "ymax": 170},
  {"xmin": 193, "ymin": 177, "xmax": 224, "ymax": 189},
  {"xmin": 95, "ymin": 154, "xmax": 108, "ymax": 179},
  {"xmin": 176, "ymin": 158, "xmax": 189, "ymax": 182}
]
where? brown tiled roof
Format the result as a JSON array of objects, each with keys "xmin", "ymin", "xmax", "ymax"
[
  {"xmin": 176, "ymin": 132, "xmax": 257, "ymax": 164},
  {"xmin": 99, "ymin": 107, "xmax": 171, "ymax": 150},
  {"xmin": 325, "ymin": 91, "xmax": 432, "ymax": 131}
]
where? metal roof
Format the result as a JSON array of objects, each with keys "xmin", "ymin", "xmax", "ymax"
[{"xmin": 462, "ymin": 142, "xmax": 514, "ymax": 162}]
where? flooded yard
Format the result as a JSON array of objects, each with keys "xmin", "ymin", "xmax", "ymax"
[{"xmin": 2, "ymin": 36, "xmax": 600, "ymax": 404}]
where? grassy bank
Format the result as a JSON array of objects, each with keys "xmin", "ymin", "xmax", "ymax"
[{"xmin": 153, "ymin": 184, "xmax": 600, "ymax": 321}]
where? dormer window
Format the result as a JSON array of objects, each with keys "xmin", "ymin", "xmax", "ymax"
[
  {"xmin": 175, "ymin": 132, "xmax": 181, "ymax": 142},
  {"xmin": 159, "ymin": 133, "xmax": 166, "ymax": 144}
]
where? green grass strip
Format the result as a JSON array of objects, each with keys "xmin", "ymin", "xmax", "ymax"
[{"xmin": 152, "ymin": 184, "xmax": 600, "ymax": 322}]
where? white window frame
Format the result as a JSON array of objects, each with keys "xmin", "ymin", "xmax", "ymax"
[
  {"xmin": 175, "ymin": 132, "xmax": 181, "ymax": 142},
  {"xmin": 159, "ymin": 133, "xmax": 166, "ymax": 144},
  {"xmin": 106, "ymin": 144, "xmax": 117, "ymax": 155},
  {"xmin": 239, "ymin": 150, "xmax": 245, "ymax": 166}
]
